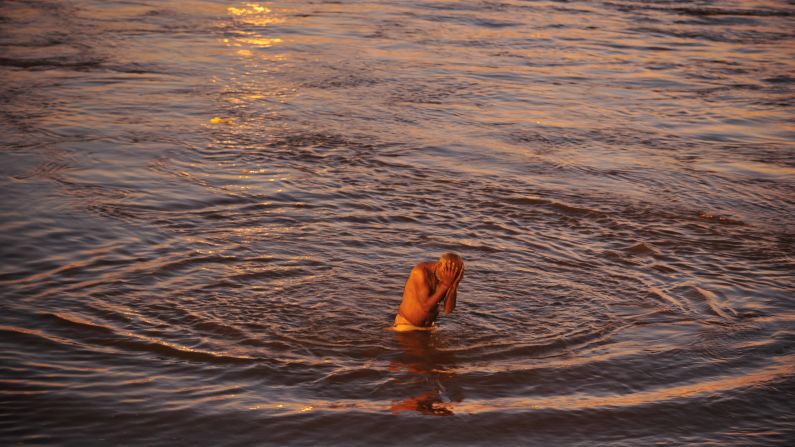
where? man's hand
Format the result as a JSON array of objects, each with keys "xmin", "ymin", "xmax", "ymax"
[
  {"xmin": 439, "ymin": 262, "xmax": 457, "ymax": 289},
  {"xmin": 442, "ymin": 263, "xmax": 464, "ymax": 315},
  {"xmin": 453, "ymin": 263, "xmax": 464, "ymax": 285}
]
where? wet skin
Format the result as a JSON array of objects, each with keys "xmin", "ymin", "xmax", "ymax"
[{"xmin": 397, "ymin": 261, "xmax": 464, "ymax": 327}]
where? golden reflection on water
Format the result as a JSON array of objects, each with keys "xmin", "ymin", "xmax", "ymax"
[
  {"xmin": 224, "ymin": 36, "xmax": 283, "ymax": 49},
  {"xmin": 236, "ymin": 37, "xmax": 284, "ymax": 47},
  {"xmin": 389, "ymin": 332, "xmax": 462, "ymax": 416},
  {"xmin": 225, "ymin": 2, "xmax": 284, "ymax": 58},
  {"xmin": 227, "ymin": 3, "xmax": 285, "ymax": 26},
  {"xmin": 228, "ymin": 3, "xmax": 269, "ymax": 15}
]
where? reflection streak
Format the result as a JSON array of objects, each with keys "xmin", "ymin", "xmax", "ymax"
[{"xmin": 389, "ymin": 331, "xmax": 462, "ymax": 416}]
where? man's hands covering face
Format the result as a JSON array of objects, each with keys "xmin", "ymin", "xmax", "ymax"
[{"xmin": 440, "ymin": 262, "xmax": 462, "ymax": 289}]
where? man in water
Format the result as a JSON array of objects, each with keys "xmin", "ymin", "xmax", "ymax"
[{"xmin": 394, "ymin": 253, "xmax": 464, "ymax": 331}]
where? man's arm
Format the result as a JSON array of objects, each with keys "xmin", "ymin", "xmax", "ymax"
[
  {"xmin": 443, "ymin": 264, "xmax": 464, "ymax": 315},
  {"xmin": 410, "ymin": 266, "xmax": 452, "ymax": 314}
]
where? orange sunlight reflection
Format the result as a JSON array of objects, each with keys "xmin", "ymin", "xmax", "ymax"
[
  {"xmin": 388, "ymin": 332, "xmax": 461, "ymax": 416},
  {"xmin": 225, "ymin": 2, "xmax": 284, "ymax": 56},
  {"xmin": 228, "ymin": 3, "xmax": 286, "ymax": 26}
]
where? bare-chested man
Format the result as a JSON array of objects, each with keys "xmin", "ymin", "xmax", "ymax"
[{"xmin": 393, "ymin": 253, "xmax": 464, "ymax": 331}]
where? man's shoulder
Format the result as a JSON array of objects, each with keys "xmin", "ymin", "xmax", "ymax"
[{"xmin": 410, "ymin": 262, "xmax": 433, "ymax": 278}]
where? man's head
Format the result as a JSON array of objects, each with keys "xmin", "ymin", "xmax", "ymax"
[{"xmin": 435, "ymin": 252, "xmax": 463, "ymax": 279}]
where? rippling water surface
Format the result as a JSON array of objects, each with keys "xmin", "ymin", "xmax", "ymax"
[{"xmin": 1, "ymin": 0, "xmax": 794, "ymax": 445}]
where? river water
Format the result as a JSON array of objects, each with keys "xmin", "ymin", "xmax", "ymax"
[{"xmin": 1, "ymin": 0, "xmax": 794, "ymax": 445}]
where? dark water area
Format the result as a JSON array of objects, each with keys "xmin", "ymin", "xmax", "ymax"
[{"xmin": 1, "ymin": 0, "xmax": 794, "ymax": 445}]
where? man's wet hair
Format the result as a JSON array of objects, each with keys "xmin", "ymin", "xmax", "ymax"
[{"xmin": 438, "ymin": 252, "xmax": 463, "ymax": 269}]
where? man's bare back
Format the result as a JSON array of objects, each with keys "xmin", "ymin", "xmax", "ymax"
[{"xmin": 394, "ymin": 253, "xmax": 464, "ymax": 330}]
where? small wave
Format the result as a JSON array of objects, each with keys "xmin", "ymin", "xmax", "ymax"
[
  {"xmin": 315, "ymin": 367, "xmax": 384, "ymax": 385},
  {"xmin": 690, "ymin": 286, "xmax": 738, "ymax": 320},
  {"xmin": 303, "ymin": 73, "xmax": 380, "ymax": 90},
  {"xmin": 150, "ymin": 253, "xmax": 240, "ymax": 273},
  {"xmin": 623, "ymin": 242, "xmax": 661, "ymax": 256},
  {"xmin": 504, "ymin": 195, "xmax": 606, "ymax": 217},
  {"xmin": 764, "ymin": 75, "xmax": 795, "ymax": 85},
  {"xmin": 0, "ymin": 56, "xmax": 104, "ymax": 70},
  {"xmin": 0, "ymin": 324, "xmax": 87, "ymax": 351},
  {"xmin": 647, "ymin": 283, "xmax": 741, "ymax": 322},
  {"xmin": 449, "ymin": 323, "xmax": 623, "ymax": 362},
  {"xmin": 44, "ymin": 312, "xmax": 115, "ymax": 334},
  {"xmin": 696, "ymin": 211, "xmax": 744, "ymax": 225},
  {"xmin": 228, "ymin": 266, "xmax": 309, "ymax": 283},
  {"xmin": 36, "ymin": 312, "xmax": 258, "ymax": 364},
  {"xmin": 670, "ymin": 7, "xmax": 795, "ymax": 18},
  {"xmin": 111, "ymin": 333, "xmax": 257, "ymax": 364},
  {"xmin": 648, "ymin": 286, "xmax": 688, "ymax": 314}
]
